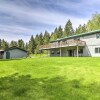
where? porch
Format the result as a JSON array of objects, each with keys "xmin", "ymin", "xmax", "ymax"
[
  {"xmin": 39, "ymin": 39, "xmax": 86, "ymax": 57},
  {"xmin": 50, "ymin": 46, "xmax": 84, "ymax": 57},
  {"xmin": 39, "ymin": 40, "xmax": 86, "ymax": 50}
]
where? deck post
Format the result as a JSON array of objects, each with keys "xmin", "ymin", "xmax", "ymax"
[
  {"xmin": 60, "ymin": 41, "xmax": 62, "ymax": 57},
  {"xmin": 47, "ymin": 50, "xmax": 48, "ymax": 56},
  {"xmin": 48, "ymin": 50, "xmax": 49, "ymax": 57},
  {"xmin": 77, "ymin": 45, "xmax": 79, "ymax": 58},
  {"xmin": 60, "ymin": 48, "xmax": 61, "ymax": 57}
]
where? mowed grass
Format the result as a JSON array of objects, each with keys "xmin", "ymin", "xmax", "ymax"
[{"xmin": 0, "ymin": 57, "xmax": 100, "ymax": 100}]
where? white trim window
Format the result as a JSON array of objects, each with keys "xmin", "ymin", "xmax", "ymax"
[{"xmin": 95, "ymin": 48, "xmax": 100, "ymax": 53}]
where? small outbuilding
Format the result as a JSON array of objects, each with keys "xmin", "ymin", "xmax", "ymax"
[{"xmin": 1, "ymin": 46, "xmax": 28, "ymax": 59}]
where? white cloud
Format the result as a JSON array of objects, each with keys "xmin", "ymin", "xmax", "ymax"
[
  {"xmin": 0, "ymin": 0, "xmax": 97, "ymax": 41},
  {"xmin": 0, "ymin": 1, "xmax": 89, "ymax": 27},
  {"xmin": 0, "ymin": 25, "xmax": 34, "ymax": 42}
]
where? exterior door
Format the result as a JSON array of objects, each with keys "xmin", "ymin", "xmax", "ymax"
[
  {"xmin": 6, "ymin": 51, "xmax": 10, "ymax": 59},
  {"xmin": 68, "ymin": 50, "xmax": 72, "ymax": 56},
  {"xmin": 68, "ymin": 50, "xmax": 74, "ymax": 57}
]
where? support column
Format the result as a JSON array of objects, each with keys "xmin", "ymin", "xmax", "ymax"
[
  {"xmin": 77, "ymin": 45, "xmax": 79, "ymax": 58},
  {"xmin": 66, "ymin": 48, "xmax": 67, "ymax": 57},
  {"xmin": 60, "ymin": 48, "xmax": 61, "ymax": 57},
  {"xmin": 60, "ymin": 41, "xmax": 62, "ymax": 57},
  {"xmin": 40, "ymin": 50, "xmax": 42, "ymax": 57},
  {"xmin": 47, "ymin": 50, "xmax": 48, "ymax": 56},
  {"xmin": 48, "ymin": 50, "xmax": 49, "ymax": 57}
]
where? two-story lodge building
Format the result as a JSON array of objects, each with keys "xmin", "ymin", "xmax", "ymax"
[{"xmin": 39, "ymin": 30, "xmax": 100, "ymax": 57}]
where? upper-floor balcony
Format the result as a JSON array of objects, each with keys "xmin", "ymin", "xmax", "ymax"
[{"xmin": 39, "ymin": 39, "xmax": 86, "ymax": 50}]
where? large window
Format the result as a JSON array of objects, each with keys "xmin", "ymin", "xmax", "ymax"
[
  {"xmin": 79, "ymin": 49, "xmax": 83, "ymax": 53},
  {"xmin": 96, "ymin": 34, "xmax": 100, "ymax": 39},
  {"xmin": 51, "ymin": 51, "xmax": 54, "ymax": 54},
  {"xmin": 95, "ymin": 48, "xmax": 100, "ymax": 53},
  {"xmin": 57, "ymin": 50, "xmax": 60, "ymax": 54}
]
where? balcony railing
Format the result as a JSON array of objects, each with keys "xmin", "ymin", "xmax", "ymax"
[{"xmin": 39, "ymin": 40, "xmax": 86, "ymax": 50}]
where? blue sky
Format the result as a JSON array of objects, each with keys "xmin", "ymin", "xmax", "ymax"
[{"xmin": 0, "ymin": 0, "xmax": 100, "ymax": 42}]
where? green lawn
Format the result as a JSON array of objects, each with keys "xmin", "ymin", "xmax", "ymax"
[{"xmin": 0, "ymin": 57, "xmax": 100, "ymax": 100}]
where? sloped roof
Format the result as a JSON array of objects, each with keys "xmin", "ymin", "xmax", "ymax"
[
  {"xmin": 50, "ymin": 30, "xmax": 100, "ymax": 43},
  {"xmin": 5, "ymin": 46, "xmax": 27, "ymax": 52}
]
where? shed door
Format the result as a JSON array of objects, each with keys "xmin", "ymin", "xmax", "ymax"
[{"xmin": 6, "ymin": 51, "xmax": 10, "ymax": 59}]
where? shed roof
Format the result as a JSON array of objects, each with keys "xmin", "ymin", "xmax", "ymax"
[
  {"xmin": 5, "ymin": 46, "xmax": 28, "ymax": 52},
  {"xmin": 50, "ymin": 30, "xmax": 100, "ymax": 43}
]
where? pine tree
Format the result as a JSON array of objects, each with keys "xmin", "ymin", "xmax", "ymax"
[
  {"xmin": 43, "ymin": 31, "xmax": 50, "ymax": 45},
  {"xmin": 10, "ymin": 41, "xmax": 17, "ymax": 47},
  {"xmin": 64, "ymin": 19, "xmax": 74, "ymax": 37},
  {"xmin": 75, "ymin": 24, "xmax": 82, "ymax": 34},
  {"xmin": 81, "ymin": 24, "xmax": 87, "ymax": 33},
  {"xmin": 56, "ymin": 26, "xmax": 63, "ymax": 38},
  {"xmin": 54, "ymin": 28, "xmax": 58, "ymax": 39},
  {"xmin": 25, "ymin": 43, "xmax": 29, "ymax": 51},
  {"xmin": 1, "ymin": 39, "xmax": 9, "ymax": 50},
  {"xmin": 87, "ymin": 13, "xmax": 100, "ymax": 31},
  {"xmin": 35, "ymin": 34, "xmax": 39, "ymax": 46},
  {"xmin": 50, "ymin": 32, "xmax": 55, "ymax": 41},
  {"xmin": 35, "ymin": 34, "xmax": 40, "ymax": 54},
  {"xmin": 29, "ymin": 35, "xmax": 36, "ymax": 54},
  {"xmin": 18, "ymin": 39, "xmax": 24, "ymax": 49},
  {"xmin": 75, "ymin": 24, "xmax": 87, "ymax": 34},
  {"xmin": 39, "ymin": 33, "xmax": 43, "ymax": 45},
  {"xmin": 4, "ymin": 41, "xmax": 9, "ymax": 50}
]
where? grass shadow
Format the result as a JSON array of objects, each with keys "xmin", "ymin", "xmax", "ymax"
[
  {"xmin": 0, "ymin": 58, "xmax": 23, "ymax": 61},
  {"xmin": 0, "ymin": 74, "xmax": 100, "ymax": 100}
]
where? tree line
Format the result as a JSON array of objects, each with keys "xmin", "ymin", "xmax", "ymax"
[{"xmin": 0, "ymin": 13, "xmax": 100, "ymax": 54}]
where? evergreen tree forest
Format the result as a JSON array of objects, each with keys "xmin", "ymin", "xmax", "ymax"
[{"xmin": 0, "ymin": 13, "xmax": 100, "ymax": 54}]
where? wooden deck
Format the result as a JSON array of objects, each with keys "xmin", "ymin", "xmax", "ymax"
[{"xmin": 39, "ymin": 40, "xmax": 86, "ymax": 50}]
